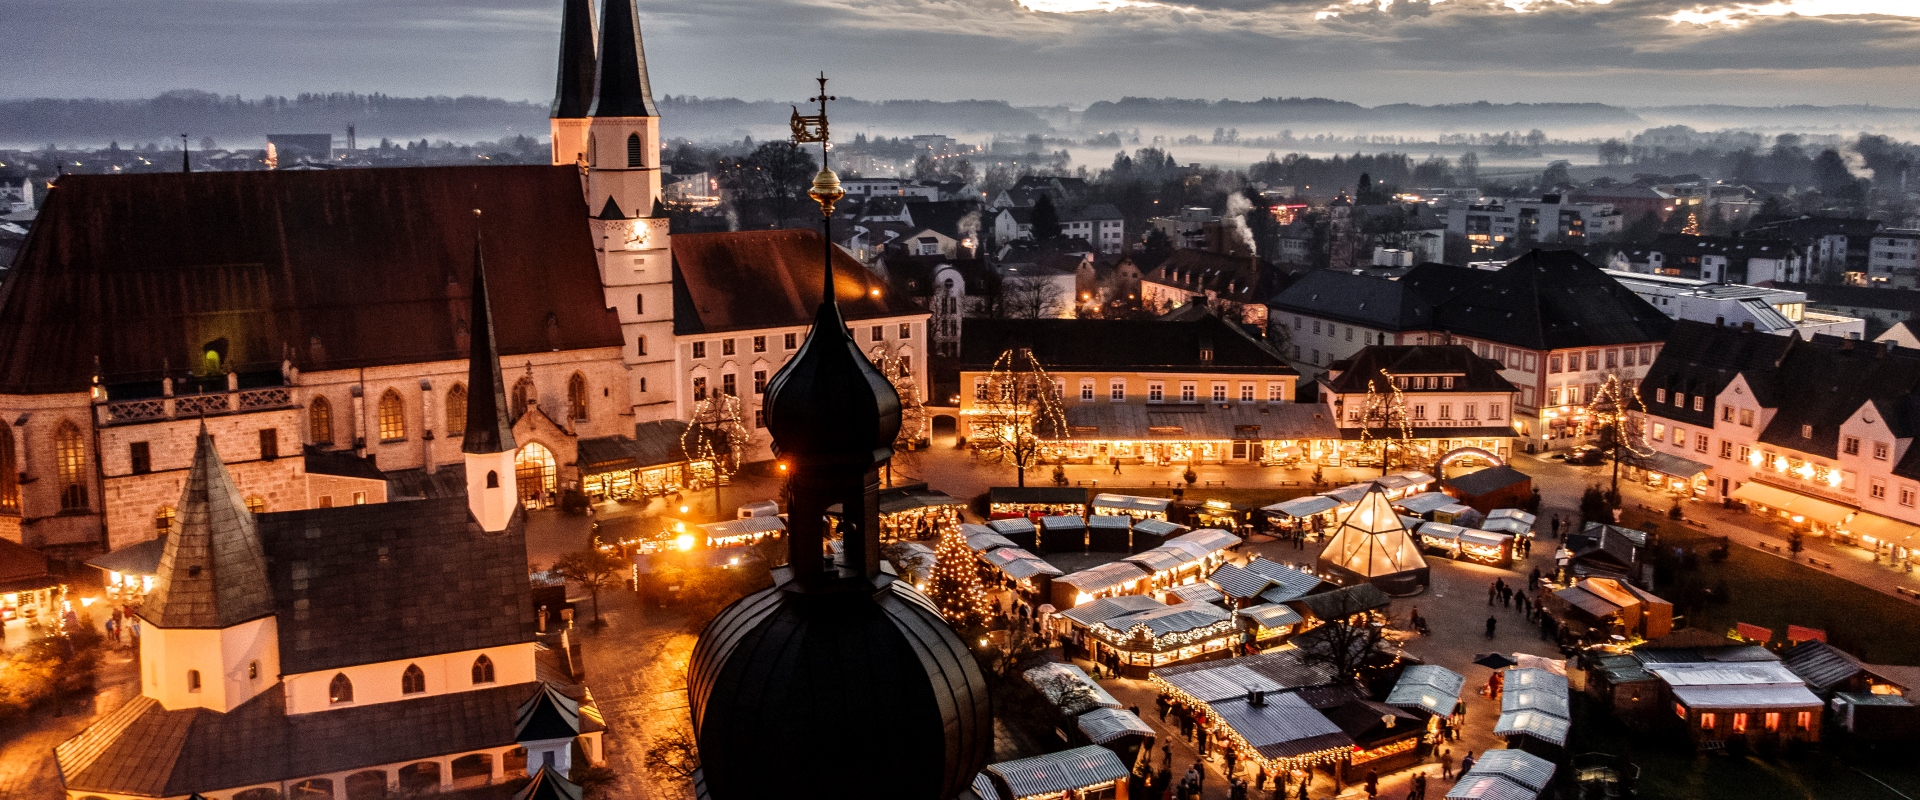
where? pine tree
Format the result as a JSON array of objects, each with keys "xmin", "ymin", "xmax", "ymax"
[{"xmin": 925, "ymin": 524, "xmax": 992, "ymax": 631}]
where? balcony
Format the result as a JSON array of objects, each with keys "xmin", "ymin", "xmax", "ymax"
[{"xmin": 99, "ymin": 386, "xmax": 295, "ymax": 426}]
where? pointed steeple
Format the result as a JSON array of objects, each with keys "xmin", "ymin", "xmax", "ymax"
[
  {"xmin": 462, "ymin": 212, "xmax": 516, "ymax": 455},
  {"xmin": 143, "ymin": 424, "xmax": 275, "ymax": 629},
  {"xmin": 589, "ymin": 0, "xmax": 658, "ymax": 118},
  {"xmin": 551, "ymin": 0, "xmax": 599, "ymax": 119}
]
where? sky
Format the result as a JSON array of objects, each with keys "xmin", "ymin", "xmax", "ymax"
[{"xmin": 8, "ymin": 0, "xmax": 1920, "ymax": 108}]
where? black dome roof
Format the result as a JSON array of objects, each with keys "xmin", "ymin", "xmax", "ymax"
[
  {"xmin": 689, "ymin": 576, "xmax": 993, "ymax": 800},
  {"xmin": 763, "ymin": 298, "xmax": 901, "ymax": 469}
]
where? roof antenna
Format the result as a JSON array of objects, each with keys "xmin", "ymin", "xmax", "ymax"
[{"xmin": 181, "ymin": 133, "xmax": 190, "ymax": 174}]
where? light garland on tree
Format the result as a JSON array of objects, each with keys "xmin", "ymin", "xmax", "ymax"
[
  {"xmin": 924, "ymin": 522, "xmax": 993, "ymax": 630},
  {"xmin": 1356, "ymin": 369, "xmax": 1414, "ymax": 472},
  {"xmin": 681, "ymin": 393, "xmax": 752, "ymax": 488},
  {"xmin": 1587, "ymin": 372, "xmax": 1653, "ymax": 463},
  {"xmin": 869, "ymin": 347, "xmax": 929, "ymax": 450},
  {"xmin": 975, "ymin": 347, "xmax": 1070, "ymax": 483}
]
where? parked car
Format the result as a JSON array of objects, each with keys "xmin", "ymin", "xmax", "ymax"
[{"xmin": 1557, "ymin": 445, "xmax": 1604, "ymax": 465}]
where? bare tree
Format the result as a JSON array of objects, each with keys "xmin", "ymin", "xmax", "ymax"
[
  {"xmin": 1355, "ymin": 369, "xmax": 1419, "ymax": 476},
  {"xmin": 1294, "ymin": 591, "xmax": 1392, "ymax": 684},
  {"xmin": 551, "ymin": 547, "xmax": 627, "ymax": 626},
  {"xmin": 870, "ymin": 347, "xmax": 928, "ymax": 485},
  {"xmin": 644, "ymin": 721, "xmax": 702, "ymax": 800},
  {"xmin": 972, "ymin": 347, "xmax": 1069, "ymax": 487},
  {"xmin": 1001, "ymin": 274, "xmax": 1067, "ymax": 319}
]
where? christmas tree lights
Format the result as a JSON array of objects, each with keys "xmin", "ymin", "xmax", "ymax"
[{"xmin": 924, "ymin": 522, "xmax": 993, "ymax": 631}]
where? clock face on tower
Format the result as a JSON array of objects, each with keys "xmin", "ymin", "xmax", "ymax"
[{"xmin": 625, "ymin": 219, "xmax": 649, "ymax": 250}]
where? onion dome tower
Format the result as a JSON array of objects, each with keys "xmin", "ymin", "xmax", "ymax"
[{"xmin": 688, "ymin": 76, "xmax": 993, "ymax": 800}]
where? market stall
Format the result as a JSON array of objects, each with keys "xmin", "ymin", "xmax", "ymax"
[
  {"xmin": 1376, "ymin": 470, "xmax": 1438, "ymax": 500},
  {"xmin": 1209, "ymin": 558, "xmax": 1324, "ymax": 606},
  {"xmin": 1074, "ymin": 598, "xmax": 1238, "ymax": 677},
  {"xmin": 986, "ymin": 517, "xmax": 1040, "ymax": 552},
  {"xmin": 982, "ymin": 547, "xmax": 1063, "ymax": 598},
  {"xmin": 1087, "ymin": 514, "xmax": 1133, "ymax": 552},
  {"xmin": 1481, "ymin": 508, "xmax": 1536, "ymax": 538},
  {"xmin": 1076, "ymin": 706, "xmax": 1157, "ymax": 758},
  {"xmin": 981, "ymin": 746, "xmax": 1131, "ymax": 800},
  {"xmin": 89, "ymin": 536, "xmax": 165, "ymax": 604},
  {"xmin": 1052, "ymin": 561, "xmax": 1151, "ymax": 609},
  {"xmin": 1443, "ymin": 465, "xmax": 1533, "ymax": 514},
  {"xmin": 1386, "ymin": 664, "xmax": 1466, "ymax": 719},
  {"xmin": 1130, "ymin": 518, "xmax": 1189, "ymax": 553},
  {"xmin": 1123, "ymin": 545, "xmax": 1203, "ymax": 593},
  {"xmin": 697, "ymin": 515, "xmax": 786, "ymax": 549},
  {"xmin": 1236, "ymin": 602, "xmax": 1305, "ymax": 645},
  {"xmin": 1415, "ymin": 522, "xmax": 1513, "ymax": 566},
  {"xmin": 1494, "ymin": 668, "xmax": 1573, "ymax": 759},
  {"xmin": 882, "ymin": 542, "xmax": 937, "ymax": 588},
  {"xmin": 963, "ymin": 524, "xmax": 1018, "ymax": 555},
  {"xmin": 1443, "ymin": 749, "xmax": 1556, "ymax": 800},
  {"xmin": 1393, "ymin": 491, "xmax": 1457, "ymax": 518},
  {"xmin": 1151, "ymin": 653, "xmax": 1355, "ymax": 775},
  {"xmin": 1168, "ymin": 582, "xmax": 1226, "ymax": 606},
  {"xmin": 1091, "ymin": 492, "xmax": 1172, "ymax": 521},
  {"xmin": 1165, "ymin": 529, "xmax": 1243, "ymax": 573},
  {"xmin": 1039, "ymin": 514, "xmax": 1089, "ymax": 553},
  {"xmin": 1262, "ymin": 495, "xmax": 1341, "ymax": 536},
  {"xmin": 1176, "ymin": 499, "xmax": 1251, "ymax": 532},
  {"xmin": 876, "ymin": 483, "xmax": 966, "ymax": 543},
  {"xmin": 989, "ymin": 486, "xmax": 1090, "ymax": 520}
]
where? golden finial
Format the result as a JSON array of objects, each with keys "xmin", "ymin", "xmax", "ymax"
[{"xmin": 792, "ymin": 72, "xmax": 841, "ymax": 218}]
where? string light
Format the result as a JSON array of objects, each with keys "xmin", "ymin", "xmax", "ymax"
[
  {"xmin": 1149, "ymin": 678, "xmax": 1354, "ymax": 773},
  {"xmin": 973, "ymin": 347, "xmax": 1070, "ymax": 483},
  {"xmin": 924, "ymin": 522, "xmax": 993, "ymax": 630}
]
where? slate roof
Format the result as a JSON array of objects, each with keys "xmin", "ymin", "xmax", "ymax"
[
  {"xmin": 670, "ymin": 229, "xmax": 920, "ymax": 336},
  {"xmin": 1266, "ymin": 270, "xmax": 1435, "ymax": 331},
  {"xmin": 985, "ymin": 745, "xmax": 1130, "ymax": 798},
  {"xmin": 1325, "ymin": 345, "xmax": 1517, "ymax": 394},
  {"xmin": 1144, "ymin": 250, "xmax": 1299, "ymax": 307},
  {"xmin": 1753, "ymin": 335, "xmax": 1920, "ymax": 461},
  {"xmin": 302, "ymin": 448, "xmax": 386, "ymax": 482},
  {"xmin": 86, "ymin": 535, "xmax": 166, "ymax": 578},
  {"xmin": 1781, "ymin": 640, "xmax": 1866, "ymax": 692},
  {"xmin": 516, "ymin": 682, "xmax": 583, "ymax": 742},
  {"xmin": 1638, "ymin": 319, "xmax": 1794, "ymax": 427},
  {"xmin": 957, "ymin": 315, "xmax": 1296, "ymax": 374},
  {"xmin": 515, "ymin": 767, "xmax": 586, "ymax": 800},
  {"xmin": 258, "ymin": 497, "xmax": 536, "ymax": 674},
  {"xmin": 0, "ymin": 166, "xmax": 622, "ymax": 393},
  {"xmin": 1421, "ymin": 250, "xmax": 1673, "ymax": 350},
  {"xmin": 143, "ymin": 429, "xmax": 276, "ymax": 629},
  {"xmin": 588, "ymin": 0, "xmax": 659, "ymax": 117},
  {"xmin": 58, "ymin": 682, "xmax": 545, "ymax": 796}
]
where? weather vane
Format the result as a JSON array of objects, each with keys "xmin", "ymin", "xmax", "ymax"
[{"xmin": 795, "ymin": 73, "xmax": 845, "ymax": 220}]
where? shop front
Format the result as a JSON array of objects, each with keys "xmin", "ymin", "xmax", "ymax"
[
  {"xmin": 1623, "ymin": 451, "xmax": 1710, "ymax": 497},
  {"xmin": 1080, "ymin": 602, "xmax": 1239, "ymax": 678},
  {"xmin": 989, "ymin": 487, "xmax": 1090, "ymax": 520},
  {"xmin": 877, "ymin": 484, "xmax": 965, "ymax": 543},
  {"xmin": 1731, "ymin": 480, "xmax": 1855, "ymax": 535}
]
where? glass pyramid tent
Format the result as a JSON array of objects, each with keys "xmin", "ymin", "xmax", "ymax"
[{"xmin": 1317, "ymin": 483, "xmax": 1430, "ymax": 595}]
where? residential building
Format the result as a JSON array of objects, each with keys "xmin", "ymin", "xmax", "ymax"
[
  {"xmin": 1063, "ymin": 203, "xmax": 1126, "ymax": 254},
  {"xmin": 1266, "ymin": 270, "xmax": 1442, "ymax": 378},
  {"xmin": 1607, "ymin": 234, "xmax": 1808, "ymax": 284},
  {"xmin": 1447, "ymin": 195, "xmax": 1624, "ymax": 250},
  {"xmin": 1639, "ymin": 322, "xmax": 1920, "ymax": 555},
  {"xmin": 1604, "ymin": 271, "xmax": 1864, "ymax": 340},
  {"xmin": 956, "ymin": 317, "xmax": 1323, "ymax": 466},
  {"xmin": 1793, "ymin": 284, "xmax": 1920, "ymax": 337},
  {"xmin": 1744, "ymin": 216, "xmax": 1882, "ymax": 285},
  {"xmin": 1139, "ymin": 249, "xmax": 1295, "ymax": 327},
  {"xmin": 1320, "ymin": 345, "xmax": 1521, "ymax": 465},
  {"xmin": 1867, "ymin": 229, "xmax": 1920, "ymax": 288}
]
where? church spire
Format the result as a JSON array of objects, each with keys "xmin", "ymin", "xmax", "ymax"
[
  {"xmin": 463, "ymin": 212, "xmax": 515, "ymax": 455},
  {"xmin": 463, "ymin": 211, "xmax": 521, "ymax": 533},
  {"xmin": 589, "ymin": 0, "xmax": 658, "ymax": 118},
  {"xmin": 550, "ymin": 0, "xmax": 598, "ymax": 119},
  {"xmin": 143, "ymin": 423, "xmax": 275, "ymax": 629}
]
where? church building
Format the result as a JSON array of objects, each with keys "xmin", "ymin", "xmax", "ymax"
[
  {"xmin": 55, "ymin": 228, "xmax": 605, "ymax": 799},
  {"xmin": 0, "ymin": 0, "xmax": 928, "ymax": 556}
]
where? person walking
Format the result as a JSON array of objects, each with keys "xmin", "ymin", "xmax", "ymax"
[
  {"xmin": 1225, "ymin": 746, "xmax": 1238, "ymax": 776},
  {"xmin": 1460, "ymin": 751, "xmax": 1476, "ymax": 776},
  {"xmin": 1364, "ymin": 768, "xmax": 1379, "ymax": 799},
  {"xmin": 1113, "ymin": 456, "xmax": 1123, "ymax": 475},
  {"xmin": 1163, "ymin": 743, "xmax": 1174, "ymax": 769},
  {"xmin": 1486, "ymin": 615, "xmax": 1498, "ymax": 639},
  {"xmin": 1487, "ymin": 581, "xmax": 1499, "ymax": 606},
  {"xmin": 1412, "ymin": 772, "xmax": 1428, "ymax": 800},
  {"xmin": 1439, "ymin": 748, "xmax": 1453, "ymax": 780}
]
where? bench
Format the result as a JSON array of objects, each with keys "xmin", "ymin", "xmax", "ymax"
[
  {"xmin": 1895, "ymin": 586, "xmax": 1919, "ymax": 599},
  {"xmin": 1757, "ymin": 542, "xmax": 1782, "ymax": 553},
  {"xmin": 1204, "ymin": 480, "xmax": 1228, "ymax": 488},
  {"xmin": 1075, "ymin": 480, "xmax": 1100, "ymax": 487},
  {"xmin": 1808, "ymin": 557, "xmax": 1833, "ymax": 569}
]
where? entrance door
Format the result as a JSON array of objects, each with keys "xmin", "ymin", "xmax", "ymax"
[{"xmin": 516, "ymin": 443, "xmax": 557, "ymax": 508}]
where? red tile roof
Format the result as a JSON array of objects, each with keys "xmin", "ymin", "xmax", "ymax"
[{"xmin": 0, "ymin": 166, "xmax": 622, "ymax": 393}]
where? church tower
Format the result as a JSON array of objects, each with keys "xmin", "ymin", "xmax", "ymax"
[
  {"xmin": 138, "ymin": 425, "xmax": 281, "ymax": 712},
  {"xmin": 557, "ymin": 0, "xmax": 675, "ymax": 418},
  {"xmin": 548, "ymin": 0, "xmax": 597, "ymax": 167},
  {"xmin": 463, "ymin": 214, "xmax": 522, "ymax": 534}
]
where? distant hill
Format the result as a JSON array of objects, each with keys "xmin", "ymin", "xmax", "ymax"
[
  {"xmin": 0, "ymin": 90, "xmax": 1053, "ymax": 148},
  {"xmin": 1080, "ymin": 97, "xmax": 1642, "ymax": 130}
]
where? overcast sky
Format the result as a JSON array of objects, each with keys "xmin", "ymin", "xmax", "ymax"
[{"xmin": 9, "ymin": 0, "xmax": 1920, "ymax": 107}]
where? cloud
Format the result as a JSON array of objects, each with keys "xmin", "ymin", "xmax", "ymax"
[{"xmin": 3, "ymin": 0, "xmax": 1918, "ymax": 109}]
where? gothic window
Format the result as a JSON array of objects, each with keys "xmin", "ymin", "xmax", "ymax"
[
  {"xmin": 472, "ymin": 654, "xmax": 496, "ymax": 684},
  {"xmin": 0, "ymin": 425, "xmax": 18, "ymax": 513},
  {"xmin": 567, "ymin": 374, "xmax": 589, "ymax": 421},
  {"xmin": 309, "ymin": 397, "xmax": 334, "ymax": 445},
  {"xmin": 329, "ymin": 673, "xmax": 354, "ymax": 704},
  {"xmin": 56, "ymin": 421, "xmax": 87, "ymax": 510},
  {"xmin": 626, "ymin": 133, "xmax": 644, "ymax": 168},
  {"xmin": 401, "ymin": 664, "xmax": 426, "ymax": 695},
  {"xmin": 512, "ymin": 377, "xmax": 535, "ymax": 421},
  {"xmin": 446, "ymin": 384, "xmax": 468, "ymax": 437},
  {"xmin": 377, "ymin": 390, "xmax": 407, "ymax": 442},
  {"xmin": 154, "ymin": 506, "xmax": 175, "ymax": 534}
]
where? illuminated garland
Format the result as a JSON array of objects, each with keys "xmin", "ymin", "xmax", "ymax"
[
  {"xmin": 1148, "ymin": 677, "xmax": 1354, "ymax": 773},
  {"xmin": 1357, "ymin": 369, "xmax": 1416, "ymax": 471},
  {"xmin": 681, "ymin": 393, "xmax": 753, "ymax": 486},
  {"xmin": 1590, "ymin": 373, "xmax": 1653, "ymax": 459},
  {"xmin": 1087, "ymin": 617, "xmax": 1238, "ymax": 651},
  {"xmin": 870, "ymin": 347, "xmax": 929, "ymax": 449},
  {"xmin": 974, "ymin": 347, "xmax": 1071, "ymax": 476}
]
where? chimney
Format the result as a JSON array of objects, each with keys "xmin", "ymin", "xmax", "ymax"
[
  {"xmin": 1740, "ymin": 320, "xmax": 1753, "ymax": 332},
  {"xmin": 1715, "ymin": 316, "xmax": 1724, "ymax": 326},
  {"xmin": 1247, "ymin": 689, "xmax": 1266, "ymax": 707}
]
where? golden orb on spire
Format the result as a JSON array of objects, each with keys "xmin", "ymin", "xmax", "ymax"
[{"xmin": 808, "ymin": 167, "xmax": 844, "ymax": 217}]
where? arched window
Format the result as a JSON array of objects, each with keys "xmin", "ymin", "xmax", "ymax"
[
  {"xmin": 309, "ymin": 396, "xmax": 334, "ymax": 445},
  {"xmin": 486, "ymin": 470, "xmax": 499, "ymax": 489},
  {"xmin": 377, "ymin": 389, "xmax": 406, "ymax": 442},
  {"xmin": 446, "ymin": 384, "xmax": 468, "ymax": 437},
  {"xmin": 567, "ymin": 374, "xmax": 588, "ymax": 421},
  {"xmin": 0, "ymin": 424, "xmax": 18, "ymax": 514},
  {"xmin": 626, "ymin": 133, "xmax": 644, "ymax": 167},
  {"xmin": 329, "ymin": 673, "xmax": 354, "ymax": 703},
  {"xmin": 637, "ymin": 334, "xmax": 647, "ymax": 357},
  {"xmin": 154, "ymin": 506, "xmax": 176, "ymax": 534},
  {"xmin": 55, "ymin": 421, "xmax": 87, "ymax": 510},
  {"xmin": 472, "ymin": 654, "xmax": 496, "ymax": 684},
  {"xmin": 187, "ymin": 669, "xmax": 201, "ymax": 692},
  {"xmin": 245, "ymin": 495, "xmax": 265, "ymax": 515},
  {"xmin": 515, "ymin": 443, "xmax": 557, "ymax": 508},
  {"xmin": 512, "ymin": 376, "xmax": 535, "ymax": 422},
  {"xmin": 401, "ymin": 664, "xmax": 425, "ymax": 695}
]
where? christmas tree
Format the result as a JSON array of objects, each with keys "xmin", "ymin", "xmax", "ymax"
[{"xmin": 925, "ymin": 524, "xmax": 993, "ymax": 631}]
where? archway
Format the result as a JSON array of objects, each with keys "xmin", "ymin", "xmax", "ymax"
[
  {"xmin": 516, "ymin": 442, "xmax": 558, "ymax": 508},
  {"xmin": 397, "ymin": 761, "xmax": 441, "ymax": 794},
  {"xmin": 290, "ymin": 778, "xmax": 335, "ymax": 798},
  {"xmin": 1439, "ymin": 446, "xmax": 1505, "ymax": 469},
  {"xmin": 344, "ymin": 770, "xmax": 389, "ymax": 800},
  {"xmin": 451, "ymin": 753, "xmax": 494, "ymax": 787}
]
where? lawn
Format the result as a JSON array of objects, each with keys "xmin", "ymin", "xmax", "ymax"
[{"xmin": 1618, "ymin": 508, "xmax": 1920, "ymax": 665}]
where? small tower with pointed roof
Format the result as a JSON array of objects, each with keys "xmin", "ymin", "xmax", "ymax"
[
  {"xmin": 549, "ymin": 0, "xmax": 598, "ymax": 167},
  {"xmin": 582, "ymin": 0, "xmax": 662, "ymax": 221},
  {"xmin": 138, "ymin": 424, "xmax": 282, "ymax": 712},
  {"xmin": 463, "ymin": 213, "xmax": 522, "ymax": 533}
]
